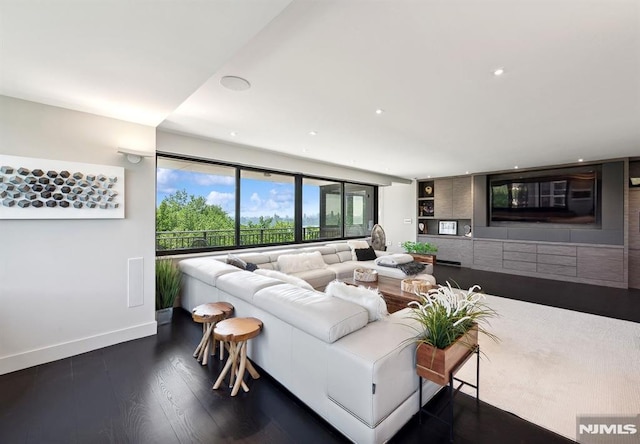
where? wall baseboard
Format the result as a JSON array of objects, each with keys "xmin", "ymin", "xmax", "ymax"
[{"xmin": 0, "ymin": 321, "xmax": 157, "ymax": 376}]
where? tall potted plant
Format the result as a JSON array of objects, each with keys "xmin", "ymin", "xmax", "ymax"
[
  {"xmin": 156, "ymin": 258, "xmax": 182, "ymax": 325},
  {"xmin": 406, "ymin": 283, "xmax": 497, "ymax": 385}
]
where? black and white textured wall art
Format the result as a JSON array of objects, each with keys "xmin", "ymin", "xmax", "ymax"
[{"xmin": 0, "ymin": 155, "xmax": 125, "ymax": 219}]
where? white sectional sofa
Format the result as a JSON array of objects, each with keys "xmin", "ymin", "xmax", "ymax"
[{"xmin": 177, "ymin": 242, "xmax": 440, "ymax": 443}]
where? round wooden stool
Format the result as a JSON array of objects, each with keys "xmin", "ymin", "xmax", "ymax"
[
  {"xmin": 191, "ymin": 302, "xmax": 234, "ymax": 366},
  {"xmin": 212, "ymin": 317, "xmax": 263, "ymax": 396}
]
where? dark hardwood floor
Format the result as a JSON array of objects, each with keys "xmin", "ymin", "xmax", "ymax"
[
  {"xmin": 3, "ymin": 267, "xmax": 637, "ymax": 444},
  {"xmin": 432, "ymin": 264, "xmax": 640, "ymax": 323}
]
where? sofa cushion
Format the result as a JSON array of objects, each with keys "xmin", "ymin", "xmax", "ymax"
[
  {"xmin": 216, "ymin": 270, "xmax": 283, "ymax": 304},
  {"xmin": 178, "ymin": 258, "xmax": 239, "ymax": 286},
  {"xmin": 336, "ymin": 249, "xmax": 353, "ymax": 263},
  {"xmin": 326, "ymin": 262, "xmax": 359, "ymax": 280},
  {"xmin": 291, "ymin": 268, "xmax": 336, "ymax": 290},
  {"xmin": 278, "ymin": 251, "xmax": 327, "ymax": 274},
  {"xmin": 254, "ymin": 284, "xmax": 369, "ymax": 343},
  {"xmin": 325, "ymin": 280, "xmax": 388, "ymax": 322},
  {"xmin": 254, "ymin": 268, "xmax": 314, "ymax": 290}
]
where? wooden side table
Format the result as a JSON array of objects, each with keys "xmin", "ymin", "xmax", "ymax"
[
  {"xmin": 191, "ymin": 302, "xmax": 234, "ymax": 365},
  {"xmin": 212, "ymin": 317, "xmax": 263, "ymax": 396}
]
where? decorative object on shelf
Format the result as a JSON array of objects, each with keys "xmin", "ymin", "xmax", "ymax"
[
  {"xmin": 156, "ymin": 258, "xmax": 182, "ymax": 325},
  {"xmin": 405, "ymin": 283, "xmax": 498, "ymax": 385},
  {"xmin": 419, "ymin": 200, "xmax": 434, "ymax": 217},
  {"xmin": 354, "ymin": 267, "xmax": 378, "ymax": 282},
  {"xmin": 464, "ymin": 224, "xmax": 472, "ymax": 237},
  {"xmin": 418, "ymin": 222, "xmax": 427, "ymax": 234},
  {"xmin": 401, "ymin": 241, "xmax": 438, "ymax": 255},
  {"xmin": 419, "ymin": 180, "xmax": 435, "ymax": 198},
  {"xmin": 0, "ymin": 154, "xmax": 124, "ymax": 219},
  {"xmin": 438, "ymin": 220, "xmax": 458, "ymax": 235},
  {"xmin": 401, "ymin": 278, "xmax": 433, "ymax": 294},
  {"xmin": 424, "ymin": 184, "xmax": 434, "ymax": 197}
]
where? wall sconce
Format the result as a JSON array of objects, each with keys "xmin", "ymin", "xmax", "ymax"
[{"xmin": 117, "ymin": 148, "xmax": 154, "ymax": 164}]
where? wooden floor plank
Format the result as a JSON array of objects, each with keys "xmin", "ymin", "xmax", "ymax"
[{"xmin": 3, "ymin": 265, "xmax": 638, "ymax": 444}]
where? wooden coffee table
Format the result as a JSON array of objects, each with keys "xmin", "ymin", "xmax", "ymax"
[{"xmin": 340, "ymin": 275, "xmax": 425, "ymax": 313}]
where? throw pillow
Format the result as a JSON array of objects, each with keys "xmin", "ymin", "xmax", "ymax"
[
  {"xmin": 254, "ymin": 269, "xmax": 314, "ymax": 290},
  {"xmin": 347, "ymin": 240, "xmax": 370, "ymax": 261},
  {"xmin": 355, "ymin": 246, "xmax": 377, "ymax": 261},
  {"xmin": 325, "ymin": 280, "xmax": 389, "ymax": 322},
  {"xmin": 226, "ymin": 253, "xmax": 247, "ymax": 270},
  {"xmin": 245, "ymin": 262, "xmax": 259, "ymax": 272},
  {"xmin": 277, "ymin": 251, "xmax": 327, "ymax": 274}
]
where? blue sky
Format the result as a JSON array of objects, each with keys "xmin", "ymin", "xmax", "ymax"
[{"xmin": 157, "ymin": 168, "xmax": 320, "ymax": 218}]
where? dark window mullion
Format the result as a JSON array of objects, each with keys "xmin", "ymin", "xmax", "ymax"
[
  {"xmin": 341, "ymin": 182, "xmax": 346, "ymax": 238},
  {"xmin": 235, "ymin": 167, "xmax": 241, "ymax": 247},
  {"xmin": 294, "ymin": 175, "xmax": 302, "ymax": 243}
]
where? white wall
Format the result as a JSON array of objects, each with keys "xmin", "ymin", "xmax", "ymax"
[
  {"xmin": 0, "ymin": 96, "xmax": 157, "ymax": 375},
  {"xmin": 157, "ymin": 130, "xmax": 409, "ymax": 186},
  {"xmin": 379, "ymin": 181, "xmax": 416, "ymax": 253}
]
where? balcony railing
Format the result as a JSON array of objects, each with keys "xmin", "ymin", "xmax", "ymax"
[{"xmin": 156, "ymin": 226, "xmax": 343, "ymax": 251}]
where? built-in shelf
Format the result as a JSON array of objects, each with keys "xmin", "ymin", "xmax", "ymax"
[{"xmin": 416, "ymin": 178, "xmax": 472, "ymax": 236}]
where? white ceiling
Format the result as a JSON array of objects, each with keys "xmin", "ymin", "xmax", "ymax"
[{"xmin": 2, "ymin": 0, "xmax": 639, "ymax": 180}]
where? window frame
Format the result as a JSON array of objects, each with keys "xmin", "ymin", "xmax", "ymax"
[{"xmin": 156, "ymin": 152, "xmax": 378, "ymax": 256}]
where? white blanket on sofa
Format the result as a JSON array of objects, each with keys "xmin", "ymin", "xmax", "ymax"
[{"xmin": 374, "ymin": 253, "xmax": 414, "ymax": 266}]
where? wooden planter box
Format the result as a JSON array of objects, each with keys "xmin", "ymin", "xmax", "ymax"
[
  {"xmin": 410, "ymin": 253, "xmax": 436, "ymax": 265},
  {"xmin": 416, "ymin": 324, "xmax": 478, "ymax": 385}
]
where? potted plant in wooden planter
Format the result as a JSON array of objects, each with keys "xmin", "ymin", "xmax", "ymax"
[
  {"xmin": 401, "ymin": 241, "xmax": 438, "ymax": 265},
  {"xmin": 156, "ymin": 258, "xmax": 182, "ymax": 325},
  {"xmin": 406, "ymin": 283, "xmax": 497, "ymax": 385}
]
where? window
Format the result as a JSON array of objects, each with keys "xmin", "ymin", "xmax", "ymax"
[
  {"xmin": 344, "ymin": 183, "xmax": 374, "ymax": 237},
  {"xmin": 303, "ymin": 178, "xmax": 342, "ymax": 240},
  {"xmin": 156, "ymin": 157, "xmax": 236, "ymax": 251},
  {"xmin": 240, "ymin": 171, "xmax": 295, "ymax": 246},
  {"xmin": 156, "ymin": 154, "xmax": 378, "ymax": 254}
]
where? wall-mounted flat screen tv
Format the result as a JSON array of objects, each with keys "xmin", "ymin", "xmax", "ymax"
[{"xmin": 489, "ymin": 166, "xmax": 599, "ymax": 225}]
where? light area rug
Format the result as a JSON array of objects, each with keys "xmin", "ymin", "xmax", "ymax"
[{"xmin": 454, "ymin": 294, "xmax": 640, "ymax": 441}]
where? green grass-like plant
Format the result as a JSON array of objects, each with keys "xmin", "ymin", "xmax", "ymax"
[
  {"xmin": 401, "ymin": 241, "xmax": 438, "ymax": 255},
  {"xmin": 406, "ymin": 282, "xmax": 498, "ymax": 350},
  {"xmin": 156, "ymin": 258, "xmax": 182, "ymax": 310}
]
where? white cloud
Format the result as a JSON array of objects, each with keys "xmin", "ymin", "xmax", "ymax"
[
  {"xmin": 193, "ymin": 174, "xmax": 235, "ymax": 186},
  {"xmin": 242, "ymin": 189, "xmax": 295, "ymax": 217},
  {"xmin": 156, "ymin": 168, "xmax": 178, "ymax": 194},
  {"xmin": 250, "ymin": 192, "xmax": 261, "ymax": 204},
  {"xmin": 206, "ymin": 191, "xmax": 235, "ymax": 211}
]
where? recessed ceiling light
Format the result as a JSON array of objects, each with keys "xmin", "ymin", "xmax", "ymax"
[
  {"xmin": 493, "ymin": 68, "xmax": 505, "ymax": 76},
  {"xmin": 230, "ymin": 131, "xmax": 237, "ymax": 136},
  {"xmin": 578, "ymin": 158, "xmax": 584, "ymax": 162},
  {"xmin": 309, "ymin": 131, "xmax": 317, "ymax": 136},
  {"xmin": 427, "ymin": 175, "xmax": 431, "ymax": 179},
  {"xmin": 220, "ymin": 76, "xmax": 251, "ymax": 91},
  {"xmin": 514, "ymin": 165, "xmax": 519, "ymax": 169},
  {"xmin": 375, "ymin": 109, "xmax": 384, "ymax": 115},
  {"xmin": 465, "ymin": 171, "xmax": 470, "ymax": 175}
]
